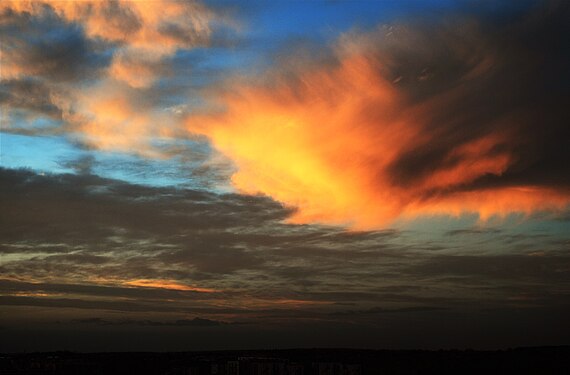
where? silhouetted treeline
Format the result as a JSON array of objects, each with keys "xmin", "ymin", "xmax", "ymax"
[{"xmin": 1, "ymin": 347, "xmax": 569, "ymax": 375}]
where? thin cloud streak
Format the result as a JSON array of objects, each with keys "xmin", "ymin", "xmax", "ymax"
[{"xmin": 123, "ymin": 279, "xmax": 219, "ymax": 293}]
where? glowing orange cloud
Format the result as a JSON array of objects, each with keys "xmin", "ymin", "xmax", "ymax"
[
  {"xmin": 0, "ymin": 0, "xmax": 228, "ymax": 153},
  {"xmin": 65, "ymin": 82, "xmax": 177, "ymax": 156},
  {"xmin": 187, "ymin": 51, "xmax": 570, "ymax": 229},
  {"xmin": 124, "ymin": 279, "xmax": 218, "ymax": 293},
  {"xmin": 0, "ymin": 0, "xmax": 222, "ymax": 87}
]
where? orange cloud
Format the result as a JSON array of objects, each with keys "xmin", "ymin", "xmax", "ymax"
[
  {"xmin": 0, "ymin": 0, "xmax": 221, "ymax": 87},
  {"xmin": 124, "ymin": 279, "xmax": 218, "ymax": 293},
  {"xmin": 187, "ymin": 36, "xmax": 570, "ymax": 229},
  {"xmin": 3, "ymin": 0, "xmax": 568, "ymax": 229},
  {"xmin": 64, "ymin": 81, "xmax": 179, "ymax": 156},
  {"xmin": 0, "ymin": 0, "xmax": 229, "ymax": 153}
]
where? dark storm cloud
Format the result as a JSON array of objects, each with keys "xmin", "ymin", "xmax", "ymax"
[
  {"xmin": 0, "ymin": 167, "xmax": 286, "ymax": 245},
  {"xmin": 383, "ymin": 1, "xmax": 570, "ymax": 192}
]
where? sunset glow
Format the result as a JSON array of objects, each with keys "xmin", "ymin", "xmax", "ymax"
[
  {"xmin": 1, "ymin": 0, "xmax": 569, "ymax": 352},
  {"xmin": 188, "ymin": 54, "xmax": 570, "ymax": 229},
  {"xmin": 123, "ymin": 279, "xmax": 218, "ymax": 293}
]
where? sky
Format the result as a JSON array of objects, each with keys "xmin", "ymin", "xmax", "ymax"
[{"xmin": 0, "ymin": 0, "xmax": 569, "ymax": 351}]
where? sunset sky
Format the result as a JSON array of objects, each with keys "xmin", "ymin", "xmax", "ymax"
[{"xmin": 1, "ymin": 0, "xmax": 569, "ymax": 351}]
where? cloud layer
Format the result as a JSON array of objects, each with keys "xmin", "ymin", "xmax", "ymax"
[{"xmin": 1, "ymin": 168, "xmax": 569, "ymax": 350}]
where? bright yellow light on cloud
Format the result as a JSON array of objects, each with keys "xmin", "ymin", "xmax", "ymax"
[{"xmin": 187, "ymin": 54, "xmax": 570, "ymax": 230}]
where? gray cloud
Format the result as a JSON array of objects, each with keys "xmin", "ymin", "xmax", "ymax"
[
  {"xmin": 0, "ymin": 79, "xmax": 62, "ymax": 119},
  {"xmin": 410, "ymin": 254, "xmax": 570, "ymax": 284},
  {"xmin": 0, "ymin": 10, "xmax": 110, "ymax": 83},
  {"xmin": 331, "ymin": 306, "xmax": 449, "ymax": 316},
  {"xmin": 446, "ymin": 228, "xmax": 503, "ymax": 236},
  {"xmin": 2, "ymin": 168, "xmax": 568, "ymax": 296},
  {"xmin": 58, "ymin": 154, "xmax": 96, "ymax": 175},
  {"xmin": 0, "ymin": 167, "xmax": 569, "ymax": 350}
]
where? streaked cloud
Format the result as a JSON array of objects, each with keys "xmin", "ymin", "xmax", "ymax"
[
  {"xmin": 123, "ymin": 279, "xmax": 219, "ymax": 293},
  {"xmin": 187, "ymin": 2, "xmax": 570, "ymax": 229},
  {"xmin": 1, "ymin": 168, "xmax": 568, "ymax": 314},
  {"xmin": 0, "ymin": 167, "xmax": 569, "ymax": 350}
]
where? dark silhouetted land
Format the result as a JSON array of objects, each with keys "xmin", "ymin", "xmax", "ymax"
[{"xmin": 1, "ymin": 347, "xmax": 569, "ymax": 375}]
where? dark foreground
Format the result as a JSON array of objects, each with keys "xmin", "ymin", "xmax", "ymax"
[{"xmin": 1, "ymin": 347, "xmax": 569, "ymax": 375}]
